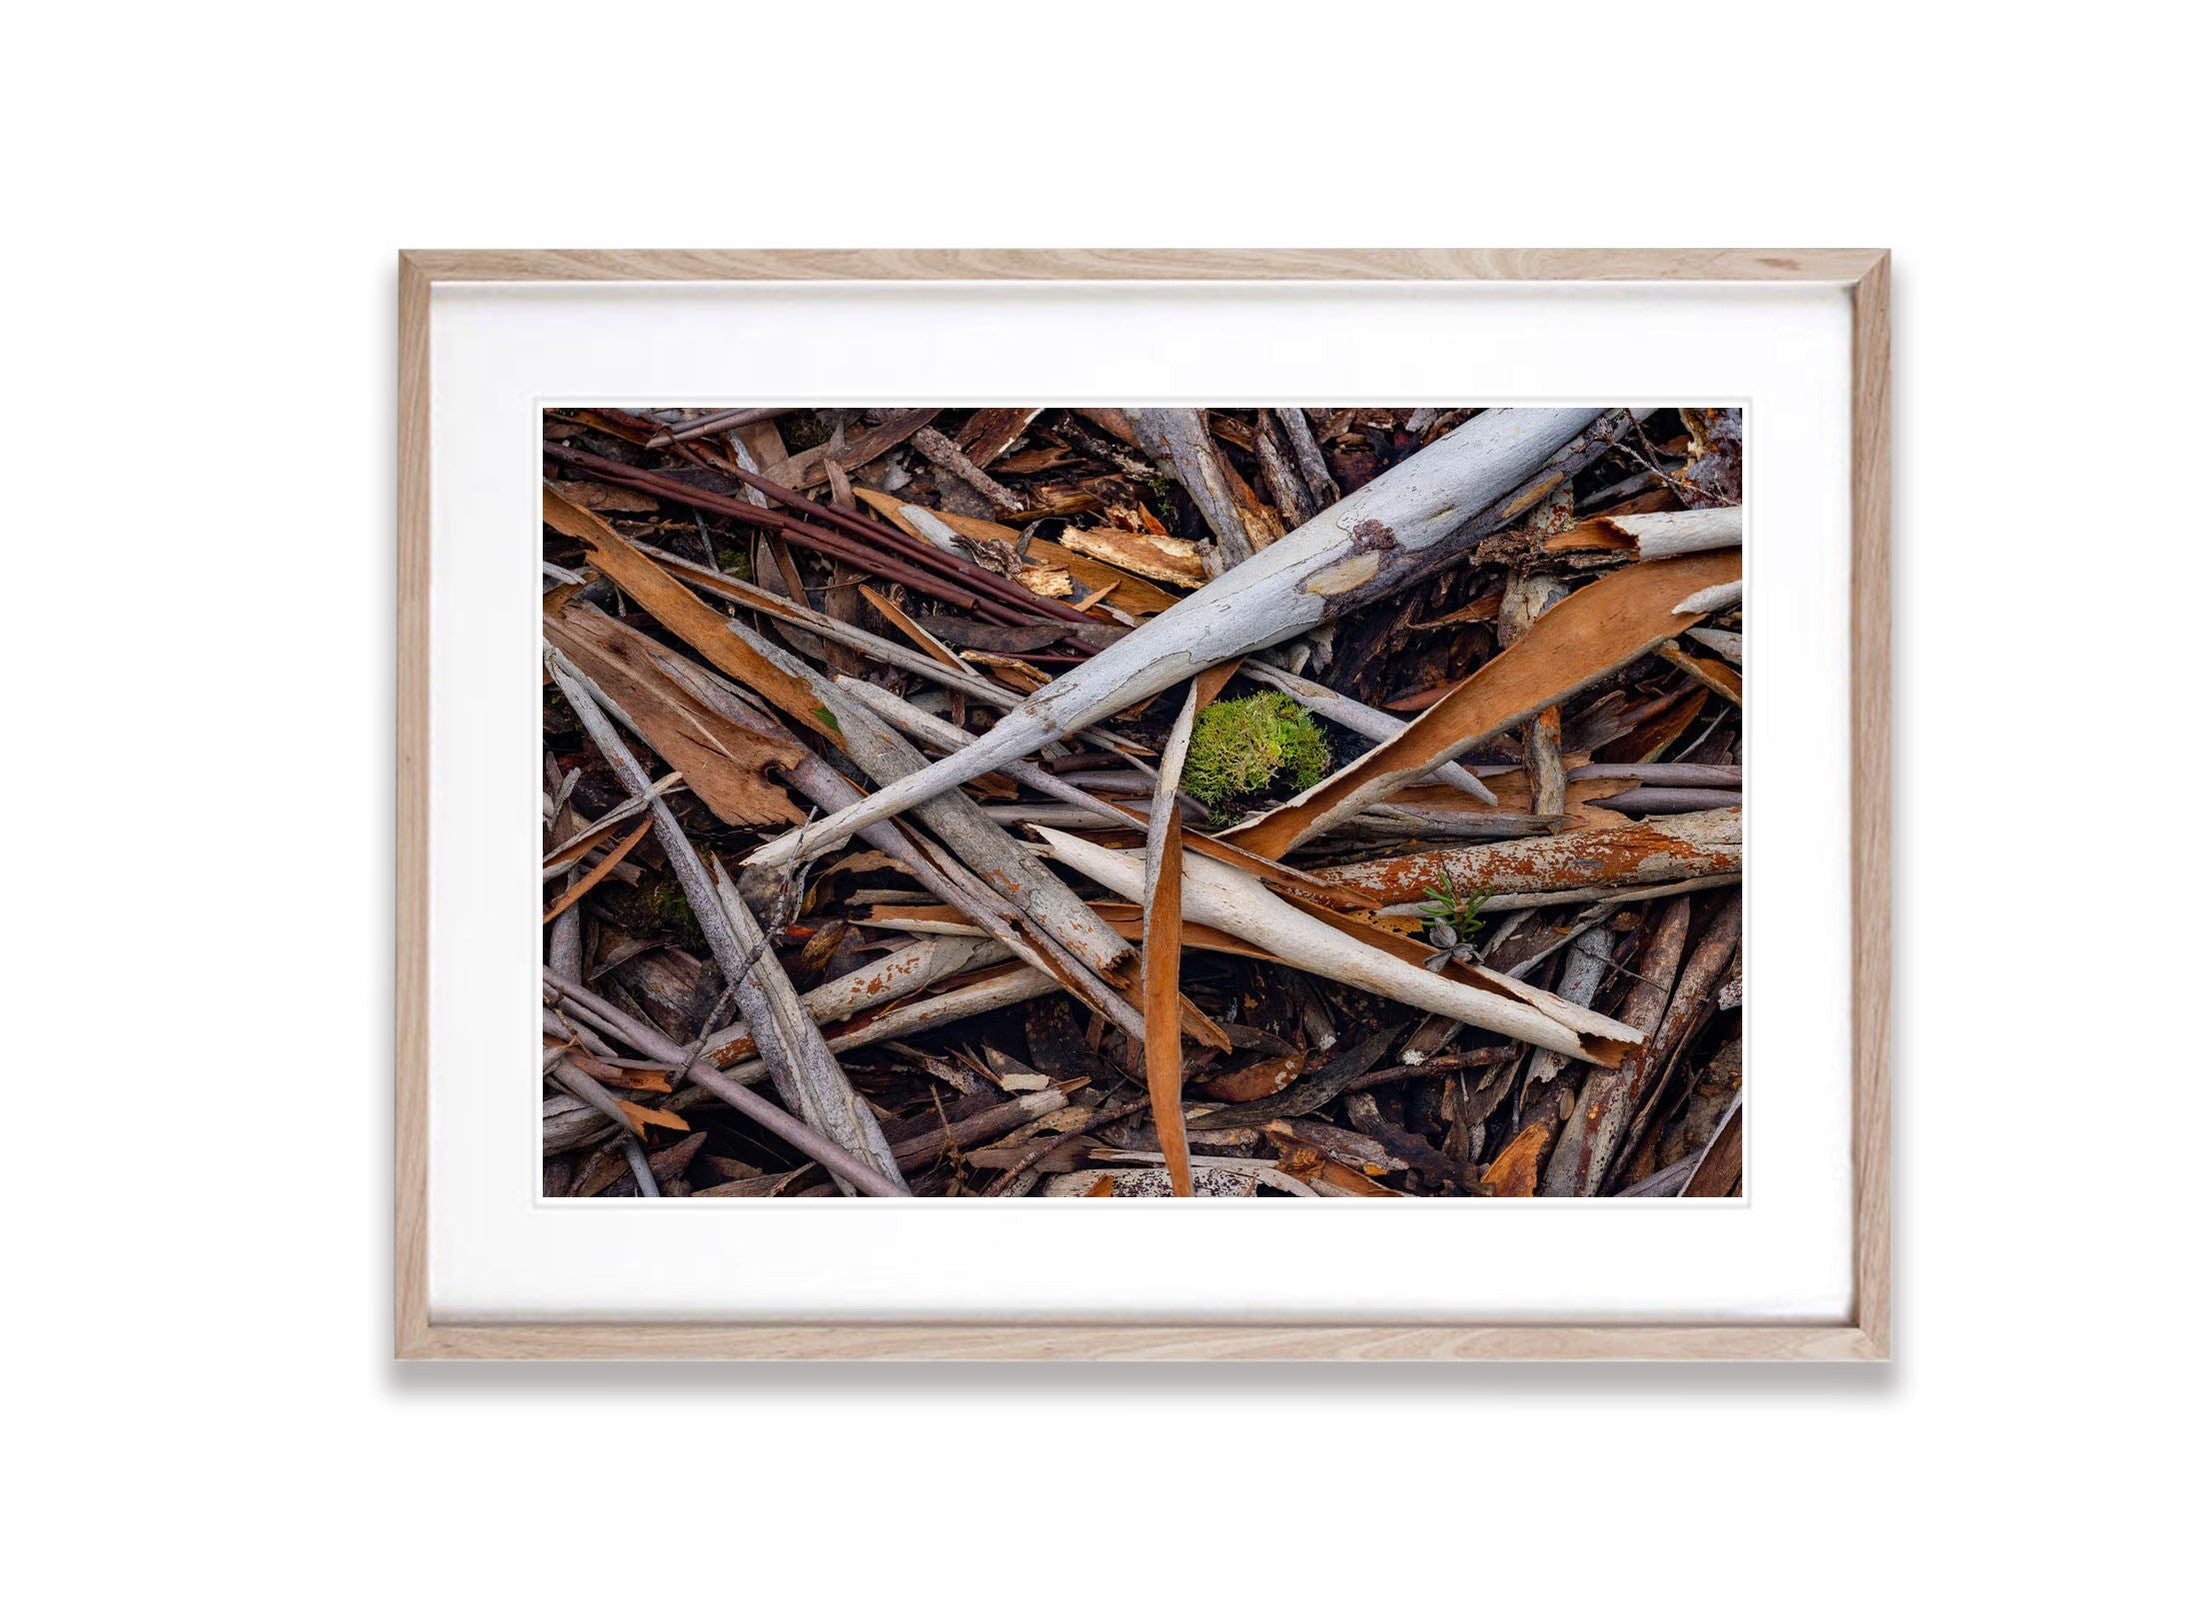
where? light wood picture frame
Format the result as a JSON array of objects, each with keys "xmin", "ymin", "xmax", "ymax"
[{"xmin": 397, "ymin": 249, "xmax": 1890, "ymax": 1360}]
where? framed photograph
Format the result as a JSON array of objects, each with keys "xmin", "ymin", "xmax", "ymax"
[{"xmin": 398, "ymin": 249, "xmax": 1888, "ymax": 1359}]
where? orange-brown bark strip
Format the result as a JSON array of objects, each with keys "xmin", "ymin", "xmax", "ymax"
[
  {"xmin": 1138, "ymin": 662, "xmax": 1239, "ymax": 1197},
  {"xmin": 1142, "ymin": 806, "xmax": 1192, "ymax": 1195},
  {"xmin": 1227, "ymin": 549, "xmax": 1743, "ymax": 858},
  {"xmin": 544, "ymin": 484, "xmax": 845, "ymax": 745},
  {"xmin": 540, "ymin": 818, "xmax": 653, "ymax": 924},
  {"xmin": 546, "ymin": 605, "xmax": 807, "ymax": 828},
  {"xmin": 1309, "ymin": 807, "xmax": 1740, "ymax": 905},
  {"xmin": 1482, "ymin": 1122, "xmax": 1551, "ymax": 1197}
]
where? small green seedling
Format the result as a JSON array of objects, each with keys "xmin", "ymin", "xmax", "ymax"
[{"xmin": 1420, "ymin": 869, "xmax": 1492, "ymax": 954}]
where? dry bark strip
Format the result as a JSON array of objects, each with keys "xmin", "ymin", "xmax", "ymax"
[
  {"xmin": 1227, "ymin": 548, "xmax": 1743, "ymax": 858},
  {"xmin": 1309, "ymin": 807, "xmax": 1740, "ymax": 906},
  {"xmin": 1139, "ymin": 663, "xmax": 1239, "ymax": 1197},
  {"xmin": 546, "ymin": 604, "xmax": 807, "ymax": 827},
  {"xmin": 1657, "ymin": 640, "xmax": 1744, "ymax": 706},
  {"xmin": 748, "ymin": 407, "xmax": 1612, "ymax": 871},
  {"xmin": 540, "ymin": 817, "xmax": 652, "ymax": 924},
  {"xmin": 1521, "ymin": 927, "xmax": 1616, "ymax": 1097},
  {"xmin": 826, "ymin": 967, "xmax": 1061, "ymax": 1061},
  {"xmin": 1141, "ymin": 718, "xmax": 1194, "ymax": 1197},
  {"xmin": 1498, "ymin": 570, "xmax": 1570, "ymax": 821},
  {"xmin": 1254, "ymin": 408, "xmax": 1319, "ymax": 529},
  {"xmin": 545, "ymin": 484, "xmax": 844, "ymax": 745},
  {"xmin": 954, "ymin": 407, "xmax": 1045, "ymax": 468},
  {"xmin": 869, "ymin": 894, "xmax": 1627, "ymax": 1061}
]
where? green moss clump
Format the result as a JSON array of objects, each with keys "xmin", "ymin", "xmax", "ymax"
[{"xmin": 1181, "ymin": 691, "xmax": 1330, "ymax": 824}]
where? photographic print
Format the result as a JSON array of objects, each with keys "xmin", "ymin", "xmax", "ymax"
[{"xmin": 541, "ymin": 404, "xmax": 1743, "ymax": 1201}]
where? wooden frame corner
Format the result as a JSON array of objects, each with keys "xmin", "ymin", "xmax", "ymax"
[{"xmin": 396, "ymin": 249, "xmax": 1890, "ymax": 1362}]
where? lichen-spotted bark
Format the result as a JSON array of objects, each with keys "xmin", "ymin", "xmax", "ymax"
[{"xmin": 1307, "ymin": 808, "xmax": 1740, "ymax": 904}]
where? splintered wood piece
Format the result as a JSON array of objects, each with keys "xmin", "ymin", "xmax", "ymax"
[
  {"xmin": 954, "ymin": 406, "xmax": 1045, "ymax": 467},
  {"xmin": 1544, "ymin": 505, "xmax": 1742, "ymax": 560},
  {"xmin": 1681, "ymin": 1095, "xmax": 1745, "ymax": 1197},
  {"xmin": 853, "ymin": 488, "xmax": 1182, "ymax": 616},
  {"xmin": 1656, "ymin": 640, "xmax": 1744, "ymax": 705},
  {"xmin": 1482, "ymin": 1122, "xmax": 1551, "ymax": 1197},
  {"xmin": 1686, "ymin": 627, "xmax": 1744, "ymax": 665},
  {"xmin": 1521, "ymin": 927, "xmax": 1615, "ymax": 1092},
  {"xmin": 1057, "ymin": 524, "xmax": 1209, "ymax": 586},
  {"xmin": 1498, "ymin": 568, "xmax": 1570, "ymax": 820},
  {"xmin": 826, "ymin": 967, "xmax": 1062, "ymax": 1059},
  {"xmin": 1226, "ymin": 547, "xmax": 1743, "ymax": 858},
  {"xmin": 1605, "ymin": 894, "xmax": 1744, "ymax": 1188},
  {"xmin": 1254, "ymin": 408, "xmax": 1319, "ymax": 529},
  {"xmin": 748, "ymin": 407, "xmax": 1612, "ymax": 872}
]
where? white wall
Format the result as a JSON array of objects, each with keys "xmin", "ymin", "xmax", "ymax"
[{"xmin": 10, "ymin": 4, "xmax": 2185, "ymax": 1594}]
